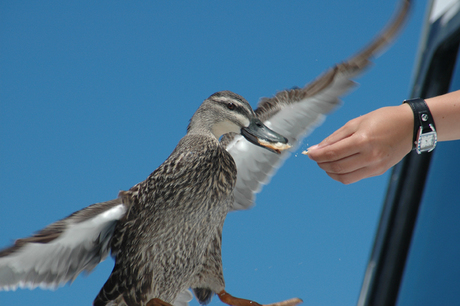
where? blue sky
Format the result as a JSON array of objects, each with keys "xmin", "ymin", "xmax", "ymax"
[{"xmin": 1, "ymin": 1, "xmax": 427, "ymax": 305}]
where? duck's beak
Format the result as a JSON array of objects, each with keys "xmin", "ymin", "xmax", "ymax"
[{"xmin": 241, "ymin": 118, "xmax": 291, "ymax": 154}]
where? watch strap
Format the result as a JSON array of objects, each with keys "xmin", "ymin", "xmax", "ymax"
[{"xmin": 403, "ymin": 98, "xmax": 437, "ymax": 151}]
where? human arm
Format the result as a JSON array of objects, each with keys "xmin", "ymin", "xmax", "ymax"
[
  {"xmin": 424, "ymin": 90, "xmax": 460, "ymax": 141},
  {"xmin": 307, "ymin": 90, "xmax": 460, "ymax": 184}
]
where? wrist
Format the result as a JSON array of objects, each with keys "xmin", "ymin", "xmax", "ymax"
[
  {"xmin": 403, "ymin": 98, "xmax": 437, "ymax": 154},
  {"xmin": 398, "ymin": 103, "xmax": 416, "ymax": 153}
]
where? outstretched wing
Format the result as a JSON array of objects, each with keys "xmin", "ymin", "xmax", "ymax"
[
  {"xmin": 224, "ymin": 0, "xmax": 411, "ymax": 210},
  {"xmin": 0, "ymin": 198, "xmax": 126, "ymax": 291}
]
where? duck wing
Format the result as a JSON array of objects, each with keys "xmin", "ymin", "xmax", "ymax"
[
  {"xmin": 0, "ymin": 198, "xmax": 126, "ymax": 291},
  {"xmin": 224, "ymin": 0, "xmax": 411, "ymax": 210}
]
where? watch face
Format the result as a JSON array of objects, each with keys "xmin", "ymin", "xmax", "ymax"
[
  {"xmin": 418, "ymin": 131, "xmax": 437, "ymax": 153},
  {"xmin": 420, "ymin": 134, "xmax": 435, "ymax": 149}
]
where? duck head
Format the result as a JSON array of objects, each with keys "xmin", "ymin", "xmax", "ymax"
[{"xmin": 188, "ymin": 91, "xmax": 290, "ymax": 154}]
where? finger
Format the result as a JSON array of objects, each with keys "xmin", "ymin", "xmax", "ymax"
[
  {"xmin": 316, "ymin": 120, "xmax": 358, "ymax": 148},
  {"xmin": 316, "ymin": 152, "xmax": 365, "ymax": 175},
  {"xmin": 308, "ymin": 133, "xmax": 360, "ymax": 163},
  {"xmin": 326, "ymin": 165, "xmax": 383, "ymax": 185}
]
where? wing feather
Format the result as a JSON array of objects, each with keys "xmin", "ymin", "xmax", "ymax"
[
  {"xmin": 225, "ymin": 0, "xmax": 411, "ymax": 210},
  {"xmin": 0, "ymin": 198, "xmax": 126, "ymax": 291}
]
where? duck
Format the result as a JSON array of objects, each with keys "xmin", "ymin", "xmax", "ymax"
[
  {"xmin": 0, "ymin": 0, "xmax": 411, "ymax": 305},
  {"xmin": 0, "ymin": 90, "xmax": 295, "ymax": 306}
]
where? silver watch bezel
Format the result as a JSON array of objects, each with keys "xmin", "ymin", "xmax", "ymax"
[{"xmin": 416, "ymin": 124, "xmax": 437, "ymax": 154}]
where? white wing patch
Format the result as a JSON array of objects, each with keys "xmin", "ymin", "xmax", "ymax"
[
  {"xmin": 228, "ymin": 94, "xmax": 342, "ymax": 210},
  {"xmin": 0, "ymin": 204, "xmax": 126, "ymax": 291}
]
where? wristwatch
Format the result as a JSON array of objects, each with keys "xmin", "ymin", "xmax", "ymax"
[{"xmin": 403, "ymin": 98, "xmax": 437, "ymax": 154}]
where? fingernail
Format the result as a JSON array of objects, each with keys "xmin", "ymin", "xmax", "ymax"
[{"xmin": 302, "ymin": 144, "xmax": 318, "ymax": 156}]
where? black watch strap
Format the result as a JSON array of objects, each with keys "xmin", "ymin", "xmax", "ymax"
[{"xmin": 403, "ymin": 98, "xmax": 437, "ymax": 151}]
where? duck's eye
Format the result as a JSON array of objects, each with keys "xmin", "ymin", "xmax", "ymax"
[{"xmin": 227, "ymin": 103, "xmax": 235, "ymax": 110}]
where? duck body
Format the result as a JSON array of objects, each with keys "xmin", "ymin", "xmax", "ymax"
[
  {"xmin": 95, "ymin": 131, "xmax": 237, "ymax": 305},
  {"xmin": 93, "ymin": 90, "xmax": 288, "ymax": 305}
]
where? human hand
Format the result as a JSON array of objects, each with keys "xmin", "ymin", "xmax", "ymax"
[{"xmin": 306, "ymin": 104, "xmax": 414, "ymax": 184}]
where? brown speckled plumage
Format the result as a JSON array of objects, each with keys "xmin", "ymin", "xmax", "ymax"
[
  {"xmin": 88, "ymin": 91, "xmax": 290, "ymax": 306},
  {"xmin": 94, "ymin": 133, "xmax": 236, "ymax": 305}
]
